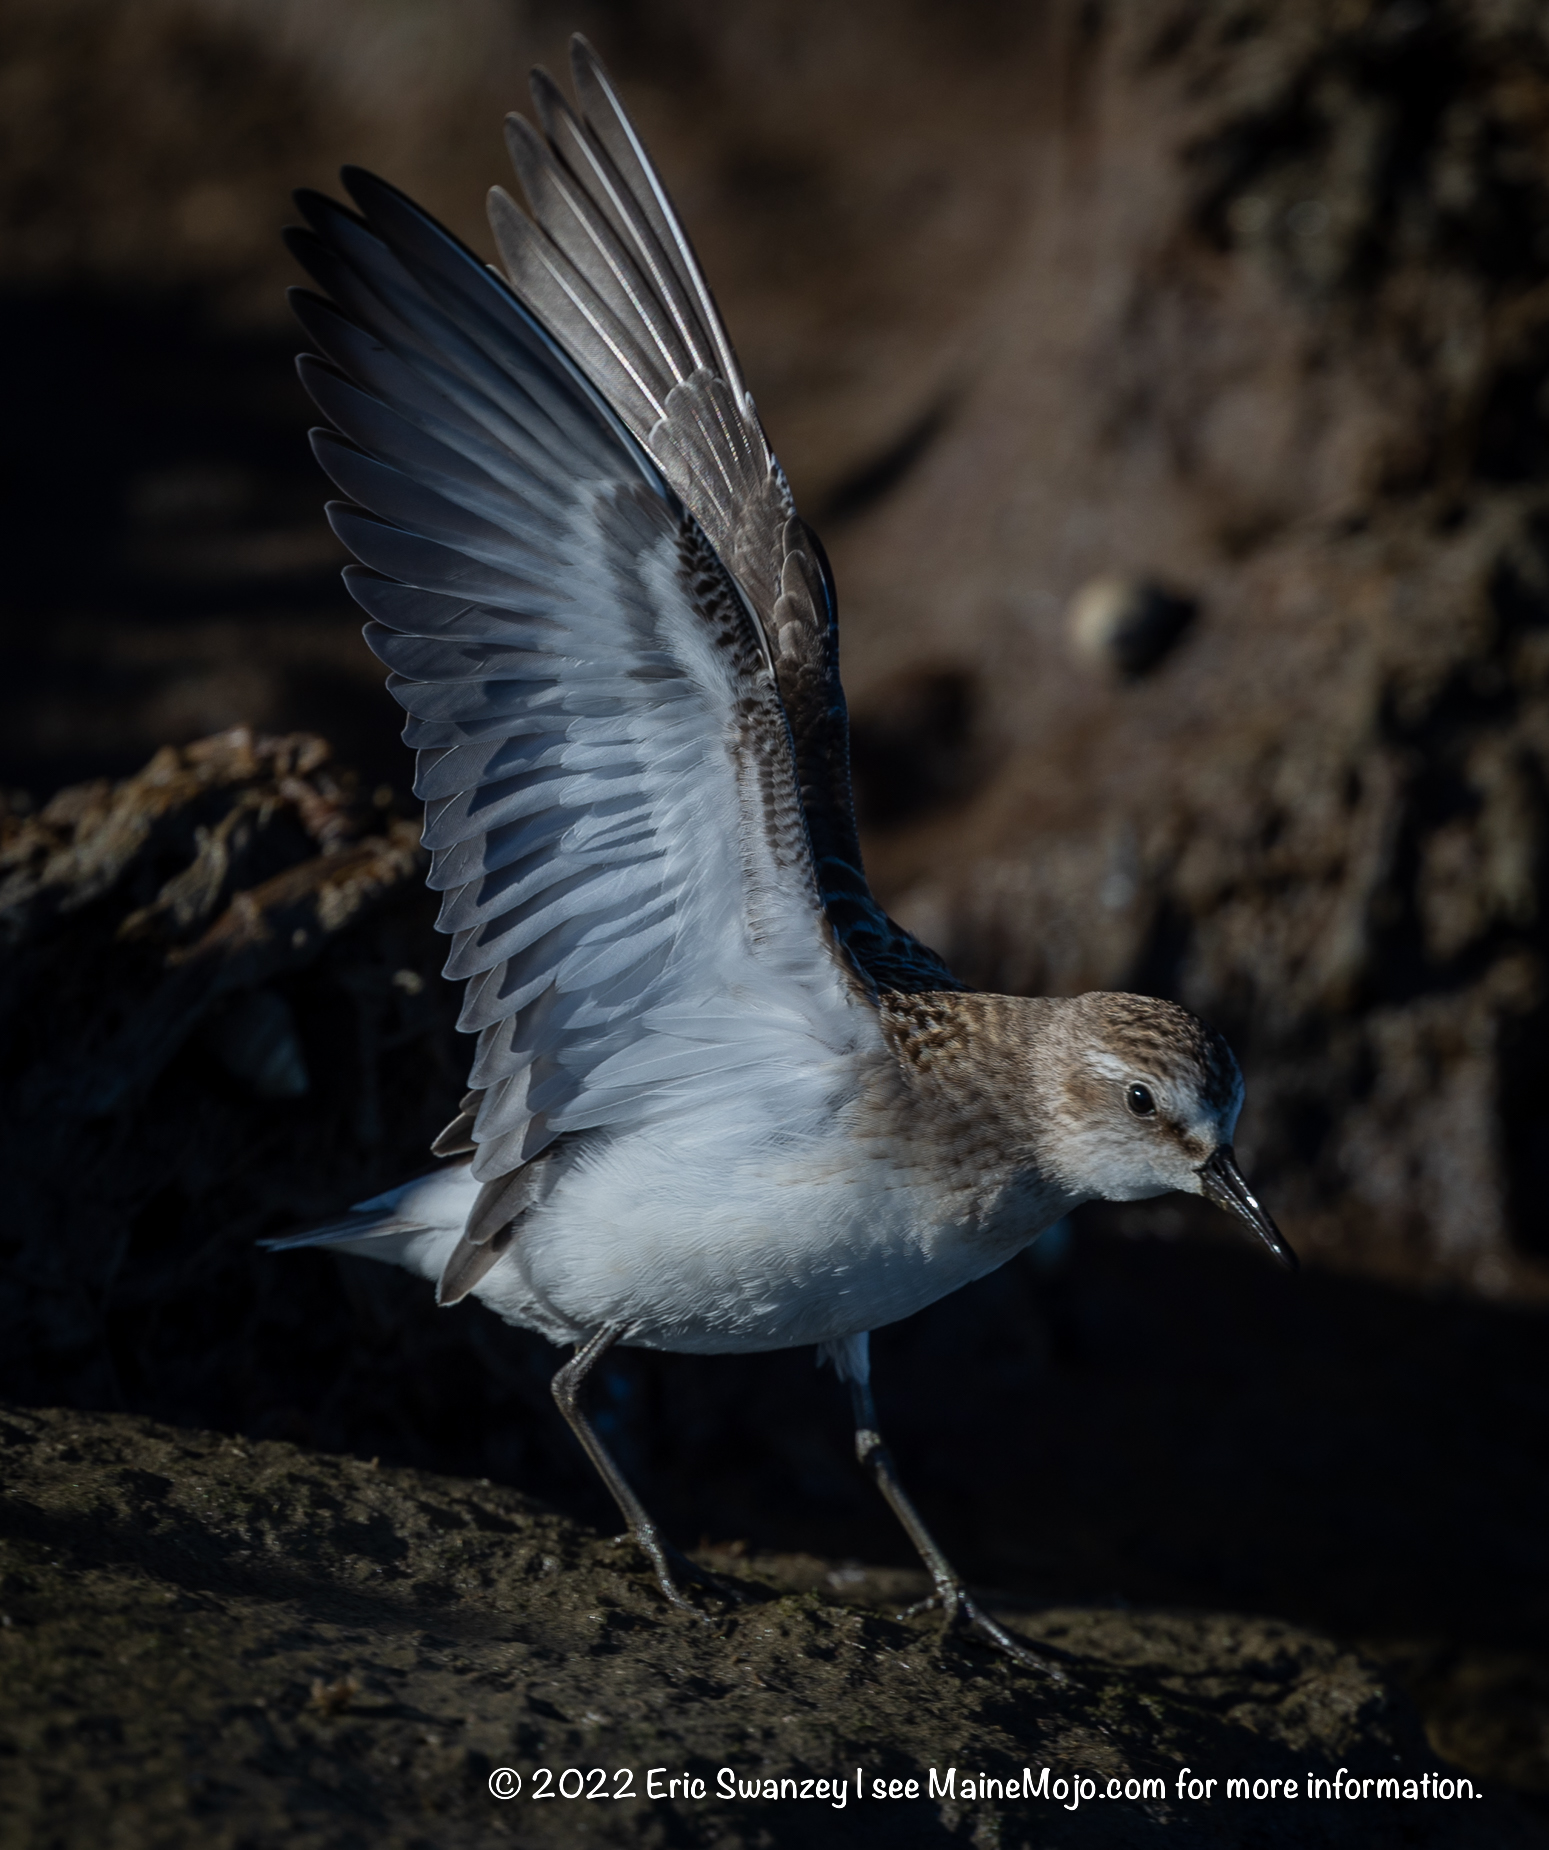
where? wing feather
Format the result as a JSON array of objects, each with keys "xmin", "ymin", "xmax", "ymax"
[
  {"xmin": 291, "ymin": 169, "xmax": 884, "ymax": 1194},
  {"xmin": 488, "ymin": 36, "xmax": 960, "ymax": 994}
]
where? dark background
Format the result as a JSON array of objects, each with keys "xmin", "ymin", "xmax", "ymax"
[{"xmin": 2, "ymin": 0, "xmax": 1548, "ymax": 1813}]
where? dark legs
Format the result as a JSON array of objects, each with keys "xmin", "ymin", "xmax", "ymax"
[
  {"xmin": 553, "ymin": 1325, "xmax": 1055, "ymax": 1672},
  {"xmin": 551, "ymin": 1325, "xmax": 725, "ymax": 1616},
  {"xmin": 849, "ymin": 1375, "xmax": 1065, "ymax": 1681}
]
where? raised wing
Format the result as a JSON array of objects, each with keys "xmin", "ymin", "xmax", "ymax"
[
  {"xmin": 287, "ymin": 172, "xmax": 885, "ymax": 1227},
  {"xmin": 488, "ymin": 35, "xmax": 961, "ymax": 995}
]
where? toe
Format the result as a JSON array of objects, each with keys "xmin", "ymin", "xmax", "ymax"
[{"xmin": 963, "ymin": 1600, "xmax": 1068, "ymax": 1682}]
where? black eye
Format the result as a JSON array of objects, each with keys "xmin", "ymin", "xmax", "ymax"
[{"xmin": 1126, "ymin": 1084, "xmax": 1156, "ymax": 1117}]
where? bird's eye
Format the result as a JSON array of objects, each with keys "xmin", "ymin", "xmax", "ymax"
[{"xmin": 1126, "ymin": 1083, "xmax": 1156, "ymax": 1117}]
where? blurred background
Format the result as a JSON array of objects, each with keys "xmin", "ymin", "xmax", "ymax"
[{"xmin": 3, "ymin": 0, "xmax": 1549, "ymax": 1814}]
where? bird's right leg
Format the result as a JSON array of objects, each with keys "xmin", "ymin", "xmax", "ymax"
[
  {"xmin": 848, "ymin": 1374, "xmax": 1066, "ymax": 1681},
  {"xmin": 551, "ymin": 1325, "xmax": 731, "ymax": 1617}
]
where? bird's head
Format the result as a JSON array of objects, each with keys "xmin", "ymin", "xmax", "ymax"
[{"xmin": 1039, "ymin": 991, "xmax": 1295, "ymax": 1269}]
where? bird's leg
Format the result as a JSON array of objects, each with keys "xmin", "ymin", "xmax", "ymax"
[
  {"xmin": 551, "ymin": 1326, "xmax": 736, "ymax": 1617},
  {"xmin": 848, "ymin": 1376, "xmax": 1065, "ymax": 1681}
]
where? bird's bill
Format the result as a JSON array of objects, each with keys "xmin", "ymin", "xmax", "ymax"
[{"xmin": 1198, "ymin": 1146, "xmax": 1298, "ymax": 1271}]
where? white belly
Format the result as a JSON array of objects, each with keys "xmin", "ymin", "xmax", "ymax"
[
  {"xmin": 377, "ymin": 1115, "xmax": 1064, "ymax": 1355},
  {"xmin": 479, "ymin": 1118, "xmax": 1060, "ymax": 1352}
]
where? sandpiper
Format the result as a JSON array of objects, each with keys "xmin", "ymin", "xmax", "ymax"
[{"xmin": 270, "ymin": 36, "xmax": 1296, "ymax": 1671}]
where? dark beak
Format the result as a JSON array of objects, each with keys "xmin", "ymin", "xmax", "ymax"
[{"xmin": 1198, "ymin": 1146, "xmax": 1298, "ymax": 1271}]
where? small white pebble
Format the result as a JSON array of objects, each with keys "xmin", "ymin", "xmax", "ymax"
[{"xmin": 1067, "ymin": 573, "xmax": 1195, "ymax": 678}]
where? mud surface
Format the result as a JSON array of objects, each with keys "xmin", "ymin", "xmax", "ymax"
[{"xmin": 2, "ymin": 1402, "xmax": 1533, "ymax": 1849}]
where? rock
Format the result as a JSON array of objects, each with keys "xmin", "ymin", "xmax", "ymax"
[
  {"xmin": 0, "ymin": 1401, "xmax": 1527, "ymax": 1850},
  {"xmin": 0, "ymin": 728, "xmax": 456, "ymax": 1413},
  {"xmin": 1065, "ymin": 577, "xmax": 1199, "ymax": 680}
]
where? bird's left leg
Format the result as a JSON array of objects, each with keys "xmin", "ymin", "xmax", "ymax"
[{"xmin": 847, "ymin": 1370, "xmax": 1066, "ymax": 1680}]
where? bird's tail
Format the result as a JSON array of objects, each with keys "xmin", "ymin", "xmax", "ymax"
[{"xmin": 260, "ymin": 1165, "xmax": 479, "ymax": 1286}]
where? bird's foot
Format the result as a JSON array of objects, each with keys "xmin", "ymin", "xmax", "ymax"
[
  {"xmin": 664, "ymin": 1540, "xmax": 752, "ymax": 1608},
  {"xmin": 902, "ymin": 1582, "xmax": 1068, "ymax": 1682},
  {"xmin": 615, "ymin": 1531, "xmax": 749, "ymax": 1618}
]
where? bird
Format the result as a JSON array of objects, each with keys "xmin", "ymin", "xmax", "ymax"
[{"xmin": 267, "ymin": 33, "xmax": 1296, "ymax": 1673}]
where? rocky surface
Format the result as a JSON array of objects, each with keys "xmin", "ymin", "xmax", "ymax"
[
  {"xmin": 1, "ymin": 1401, "xmax": 1533, "ymax": 1850},
  {"xmin": 0, "ymin": 728, "xmax": 447, "ymax": 1413}
]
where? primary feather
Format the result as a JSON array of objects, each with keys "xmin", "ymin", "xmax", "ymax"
[{"xmin": 488, "ymin": 36, "xmax": 960, "ymax": 997}]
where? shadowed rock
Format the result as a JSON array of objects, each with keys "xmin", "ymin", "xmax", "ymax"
[{"xmin": 1, "ymin": 1402, "xmax": 1526, "ymax": 1850}]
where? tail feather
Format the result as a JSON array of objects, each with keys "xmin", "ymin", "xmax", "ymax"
[
  {"xmin": 260, "ymin": 1162, "xmax": 481, "ymax": 1287},
  {"xmin": 260, "ymin": 1210, "xmax": 434, "ymax": 1253}
]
